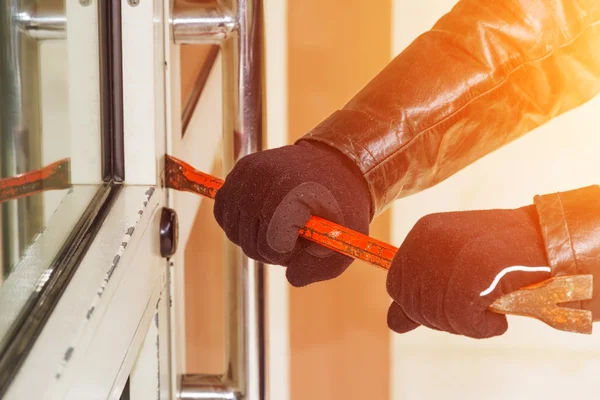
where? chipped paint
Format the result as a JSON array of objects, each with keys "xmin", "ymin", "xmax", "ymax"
[
  {"xmin": 155, "ymin": 301, "xmax": 161, "ymax": 400},
  {"xmin": 105, "ymin": 255, "xmax": 121, "ymax": 281},
  {"xmin": 156, "ymin": 328, "xmax": 160, "ymax": 399},
  {"xmin": 97, "ymin": 187, "xmax": 154, "ymax": 290},
  {"xmin": 64, "ymin": 347, "xmax": 74, "ymax": 361},
  {"xmin": 55, "ymin": 344, "xmax": 75, "ymax": 378},
  {"xmin": 52, "ymin": 186, "xmax": 157, "ymax": 381}
]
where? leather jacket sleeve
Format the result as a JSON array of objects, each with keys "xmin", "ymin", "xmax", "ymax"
[
  {"xmin": 534, "ymin": 185, "xmax": 600, "ymax": 319},
  {"xmin": 298, "ymin": 0, "xmax": 600, "ymax": 217},
  {"xmin": 297, "ymin": 0, "xmax": 600, "ymax": 317}
]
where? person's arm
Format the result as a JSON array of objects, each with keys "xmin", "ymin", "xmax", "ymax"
[
  {"xmin": 299, "ymin": 0, "xmax": 600, "ymax": 216},
  {"xmin": 214, "ymin": 0, "xmax": 600, "ymax": 292},
  {"xmin": 294, "ymin": 0, "xmax": 600, "ymax": 333}
]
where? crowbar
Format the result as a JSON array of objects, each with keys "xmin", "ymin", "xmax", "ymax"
[
  {"xmin": 0, "ymin": 156, "xmax": 593, "ymax": 334},
  {"xmin": 164, "ymin": 154, "xmax": 594, "ymax": 335}
]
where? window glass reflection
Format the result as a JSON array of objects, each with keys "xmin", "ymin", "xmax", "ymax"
[{"xmin": 0, "ymin": 0, "xmax": 102, "ymax": 348}]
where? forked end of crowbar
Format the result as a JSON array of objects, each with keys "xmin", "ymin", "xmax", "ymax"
[{"xmin": 489, "ymin": 274, "xmax": 594, "ymax": 334}]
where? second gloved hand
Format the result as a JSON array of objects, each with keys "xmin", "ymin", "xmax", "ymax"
[
  {"xmin": 386, "ymin": 205, "xmax": 552, "ymax": 339},
  {"xmin": 214, "ymin": 140, "xmax": 372, "ymax": 287}
]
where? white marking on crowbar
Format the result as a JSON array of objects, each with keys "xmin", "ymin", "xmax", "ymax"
[{"xmin": 480, "ymin": 265, "xmax": 551, "ymax": 296}]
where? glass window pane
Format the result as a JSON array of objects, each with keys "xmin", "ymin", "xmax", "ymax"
[{"xmin": 0, "ymin": 0, "xmax": 102, "ymax": 353}]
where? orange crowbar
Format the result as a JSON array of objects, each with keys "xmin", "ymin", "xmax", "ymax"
[{"xmin": 164, "ymin": 154, "xmax": 594, "ymax": 335}]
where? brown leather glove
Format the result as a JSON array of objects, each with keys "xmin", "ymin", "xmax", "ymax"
[
  {"xmin": 214, "ymin": 141, "xmax": 372, "ymax": 286},
  {"xmin": 386, "ymin": 205, "xmax": 552, "ymax": 338}
]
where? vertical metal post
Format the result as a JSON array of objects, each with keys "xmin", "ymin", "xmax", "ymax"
[
  {"xmin": 172, "ymin": 0, "xmax": 266, "ymax": 399},
  {"xmin": 220, "ymin": 0, "xmax": 265, "ymax": 397}
]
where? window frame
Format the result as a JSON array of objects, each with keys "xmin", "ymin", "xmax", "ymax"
[{"xmin": 0, "ymin": 0, "xmax": 172, "ymax": 398}]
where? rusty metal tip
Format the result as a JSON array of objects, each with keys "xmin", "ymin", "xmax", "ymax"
[
  {"xmin": 545, "ymin": 274, "xmax": 594, "ymax": 304},
  {"xmin": 490, "ymin": 275, "xmax": 594, "ymax": 334},
  {"xmin": 545, "ymin": 308, "xmax": 593, "ymax": 335}
]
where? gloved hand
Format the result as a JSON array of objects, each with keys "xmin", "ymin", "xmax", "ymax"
[
  {"xmin": 386, "ymin": 205, "xmax": 552, "ymax": 338},
  {"xmin": 213, "ymin": 140, "xmax": 372, "ymax": 287}
]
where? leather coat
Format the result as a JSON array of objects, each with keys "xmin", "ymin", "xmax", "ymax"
[{"xmin": 298, "ymin": 0, "xmax": 600, "ymax": 316}]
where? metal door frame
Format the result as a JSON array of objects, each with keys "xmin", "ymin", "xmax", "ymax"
[{"xmin": 168, "ymin": 1, "xmax": 267, "ymax": 399}]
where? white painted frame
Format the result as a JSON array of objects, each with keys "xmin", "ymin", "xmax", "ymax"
[
  {"xmin": 5, "ymin": 185, "xmax": 167, "ymax": 400},
  {"xmin": 4, "ymin": 0, "xmax": 174, "ymax": 399},
  {"xmin": 41, "ymin": 0, "xmax": 104, "ymax": 189},
  {"xmin": 65, "ymin": 0, "xmax": 103, "ymax": 185}
]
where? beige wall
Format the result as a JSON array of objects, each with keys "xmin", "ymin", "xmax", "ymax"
[
  {"xmin": 179, "ymin": 42, "xmax": 226, "ymax": 374},
  {"xmin": 287, "ymin": 1, "xmax": 393, "ymax": 399}
]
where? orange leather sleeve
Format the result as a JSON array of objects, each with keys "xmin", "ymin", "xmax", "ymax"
[{"xmin": 299, "ymin": 0, "xmax": 600, "ymax": 217}]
